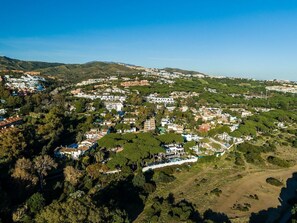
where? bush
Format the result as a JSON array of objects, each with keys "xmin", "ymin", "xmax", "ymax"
[
  {"xmin": 235, "ymin": 155, "xmax": 245, "ymax": 166},
  {"xmin": 143, "ymin": 183, "xmax": 156, "ymax": 193},
  {"xmin": 26, "ymin": 193, "xmax": 45, "ymax": 213},
  {"xmin": 248, "ymin": 194, "xmax": 259, "ymax": 200},
  {"xmin": 266, "ymin": 177, "xmax": 283, "ymax": 187},
  {"xmin": 232, "ymin": 203, "xmax": 251, "ymax": 212},
  {"xmin": 244, "ymin": 151, "xmax": 264, "ymax": 165},
  {"xmin": 210, "ymin": 188, "xmax": 222, "ymax": 197},
  {"xmin": 267, "ymin": 156, "xmax": 291, "ymax": 168},
  {"xmin": 132, "ymin": 172, "xmax": 146, "ymax": 188},
  {"xmin": 157, "ymin": 171, "xmax": 176, "ymax": 183}
]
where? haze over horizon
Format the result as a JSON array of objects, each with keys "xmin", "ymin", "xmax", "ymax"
[{"xmin": 1, "ymin": 0, "xmax": 297, "ymax": 81}]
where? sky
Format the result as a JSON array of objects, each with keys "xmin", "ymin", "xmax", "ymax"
[{"xmin": 0, "ymin": 0, "xmax": 297, "ymax": 81}]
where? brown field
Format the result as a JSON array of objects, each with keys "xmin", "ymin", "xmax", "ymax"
[{"xmin": 135, "ymin": 146, "xmax": 297, "ymax": 222}]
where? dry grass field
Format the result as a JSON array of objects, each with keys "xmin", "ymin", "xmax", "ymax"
[{"xmin": 135, "ymin": 145, "xmax": 297, "ymax": 222}]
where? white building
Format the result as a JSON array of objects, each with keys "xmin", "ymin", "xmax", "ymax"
[
  {"xmin": 167, "ymin": 123, "xmax": 184, "ymax": 134},
  {"xmin": 161, "ymin": 118, "xmax": 171, "ymax": 127},
  {"xmin": 105, "ymin": 102, "xmax": 123, "ymax": 112},
  {"xmin": 0, "ymin": 109, "xmax": 7, "ymax": 115},
  {"xmin": 164, "ymin": 144, "xmax": 185, "ymax": 158},
  {"xmin": 54, "ymin": 139, "xmax": 98, "ymax": 160},
  {"xmin": 146, "ymin": 94, "xmax": 175, "ymax": 104},
  {"xmin": 182, "ymin": 134, "xmax": 202, "ymax": 142}
]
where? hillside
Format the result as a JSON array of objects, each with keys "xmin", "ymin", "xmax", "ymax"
[
  {"xmin": 164, "ymin": 67, "xmax": 205, "ymax": 75},
  {"xmin": 0, "ymin": 56, "xmax": 209, "ymax": 83},
  {"xmin": 37, "ymin": 61, "xmax": 139, "ymax": 83},
  {"xmin": 0, "ymin": 56, "xmax": 63, "ymax": 71},
  {"xmin": 0, "ymin": 56, "xmax": 140, "ymax": 83},
  {"xmin": 0, "ymin": 56, "xmax": 142, "ymax": 83}
]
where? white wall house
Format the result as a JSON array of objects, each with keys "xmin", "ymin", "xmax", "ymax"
[
  {"xmin": 105, "ymin": 102, "xmax": 123, "ymax": 112},
  {"xmin": 146, "ymin": 94, "xmax": 175, "ymax": 104}
]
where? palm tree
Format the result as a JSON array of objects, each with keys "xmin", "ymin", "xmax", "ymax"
[{"xmin": 34, "ymin": 155, "xmax": 57, "ymax": 191}]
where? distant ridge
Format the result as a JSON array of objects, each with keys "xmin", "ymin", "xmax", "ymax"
[
  {"xmin": 0, "ymin": 56, "xmax": 206, "ymax": 83},
  {"xmin": 0, "ymin": 56, "xmax": 138, "ymax": 83},
  {"xmin": 163, "ymin": 67, "xmax": 205, "ymax": 75},
  {"xmin": 0, "ymin": 56, "xmax": 64, "ymax": 71}
]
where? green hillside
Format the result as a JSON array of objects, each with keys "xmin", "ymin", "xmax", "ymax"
[
  {"xmin": 164, "ymin": 67, "xmax": 205, "ymax": 75},
  {"xmin": 0, "ymin": 56, "xmax": 63, "ymax": 71},
  {"xmin": 0, "ymin": 56, "xmax": 139, "ymax": 83},
  {"xmin": 37, "ymin": 61, "xmax": 138, "ymax": 82}
]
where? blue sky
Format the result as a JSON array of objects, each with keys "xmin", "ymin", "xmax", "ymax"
[{"xmin": 1, "ymin": 0, "xmax": 297, "ymax": 80}]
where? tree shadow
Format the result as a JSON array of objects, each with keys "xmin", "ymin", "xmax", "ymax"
[
  {"xmin": 203, "ymin": 209, "xmax": 232, "ymax": 223},
  {"xmin": 92, "ymin": 176, "xmax": 145, "ymax": 222},
  {"xmin": 249, "ymin": 172, "xmax": 297, "ymax": 223}
]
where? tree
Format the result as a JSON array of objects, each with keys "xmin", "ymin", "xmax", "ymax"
[
  {"xmin": 34, "ymin": 155, "xmax": 57, "ymax": 190},
  {"xmin": 12, "ymin": 205, "xmax": 28, "ymax": 222},
  {"xmin": 12, "ymin": 157, "xmax": 38, "ymax": 186},
  {"xmin": 86, "ymin": 163, "xmax": 107, "ymax": 179},
  {"xmin": 26, "ymin": 192, "xmax": 45, "ymax": 213},
  {"xmin": 0, "ymin": 128, "xmax": 27, "ymax": 160},
  {"xmin": 35, "ymin": 197, "xmax": 128, "ymax": 223},
  {"xmin": 93, "ymin": 99, "xmax": 104, "ymax": 110},
  {"xmin": 132, "ymin": 172, "xmax": 146, "ymax": 188},
  {"xmin": 37, "ymin": 107, "xmax": 64, "ymax": 145},
  {"xmin": 115, "ymin": 123, "xmax": 130, "ymax": 132},
  {"xmin": 64, "ymin": 166, "xmax": 82, "ymax": 186},
  {"xmin": 74, "ymin": 99, "xmax": 87, "ymax": 113},
  {"xmin": 76, "ymin": 131, "xmax": 85, "ymax": 142},
  {"xmin": 128, "ymin": 93, "xmax": 143, "ymax": 106},
  {"xmin": 158, "ymin": 133, "xmax": 184, "ymax": 144}
]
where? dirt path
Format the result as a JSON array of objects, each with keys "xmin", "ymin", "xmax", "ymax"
[{"xmin": 212, "ymin": 165, "xmax": 297, "ymax": 219}]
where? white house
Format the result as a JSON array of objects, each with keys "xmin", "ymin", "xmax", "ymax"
[
  {"xmin": 161, "ymin": 118, "xmax": 171, "ymax": 127},
  {"xmin": 182, "ymin": 134, "xmax": 201, "ymax": 142},
  {"xmin": 105, "ymin": 102, "xmax": 123, "ymax": 112},
  {"xmin": 164, "ymin": 144, "xmax": 185, "ymax": 158},
  {"xmin": 146, "ymin": 94, "xmax": 175, "ymax": 104}
]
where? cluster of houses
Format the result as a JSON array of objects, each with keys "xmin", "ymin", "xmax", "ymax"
[
  {"xmin": 61, "ymin": 71, "xmax": 258, "ymax": 169},
  {"xmin": 76, "ymin": 77, "xmax": 119, "ymax": 86},
  {"xmin": 160, "ymin": 118, "xmax": 184, "ymax": 134},
  {"xmin": 3, "ymin": 74, "xmax": 45, "ymax": 95},
  {"xmin": 54, "ymin": 128, "xmax": 107, "ymax": 159},
  {"xmin": 266, "ymin": 85, "xmax": 297, "ymax": 94},
  {"xmin": 72, "ymin": 86, "xmax": 128, "ymax": 113},
  {"xmin": 139, "ymin": 67, "xmax": 205, "ymax": 79},
  {"xmin": 74, "ymin": 92, "xmax": 126, "ymax": 102},
  {"xmin": 170, "ymin": 91, "xmax": 199, "ymax": 99}
]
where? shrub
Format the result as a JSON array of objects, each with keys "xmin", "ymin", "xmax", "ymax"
[
  {"xmin": 248, "ymin": 194, "xmax": 259, "ymax": 200},
  {"xmin": 26, "ymin": 193, "xmax": 45, "ymax": 213},
  {"xmin": 143, "ymin": 183, "xmax": 156, "ymax": 193},
  {"xmin": 210, "ymin": 188, "xmax": 222, "ymax": 196},
  {"xmin": 157, "ymin": 171, "xmax": 176, "ymax": 183},
  {"xmin": 235, "ymin": 156, "xmax": 245, "ymax": 166},
  {"xmin": 267, "ymin": 156, "xmax": 291, "ymax": 168},
  {"xmin": 244, "ymin": 151, "xmax": 264, "ymax": 165},
  {"xmin": 266, "ymin": 177, "xmax": 283, "ymax": 187},
  {"xmin": 232, "ymin": 203, "xmax": 250, "ymax": 212}
]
